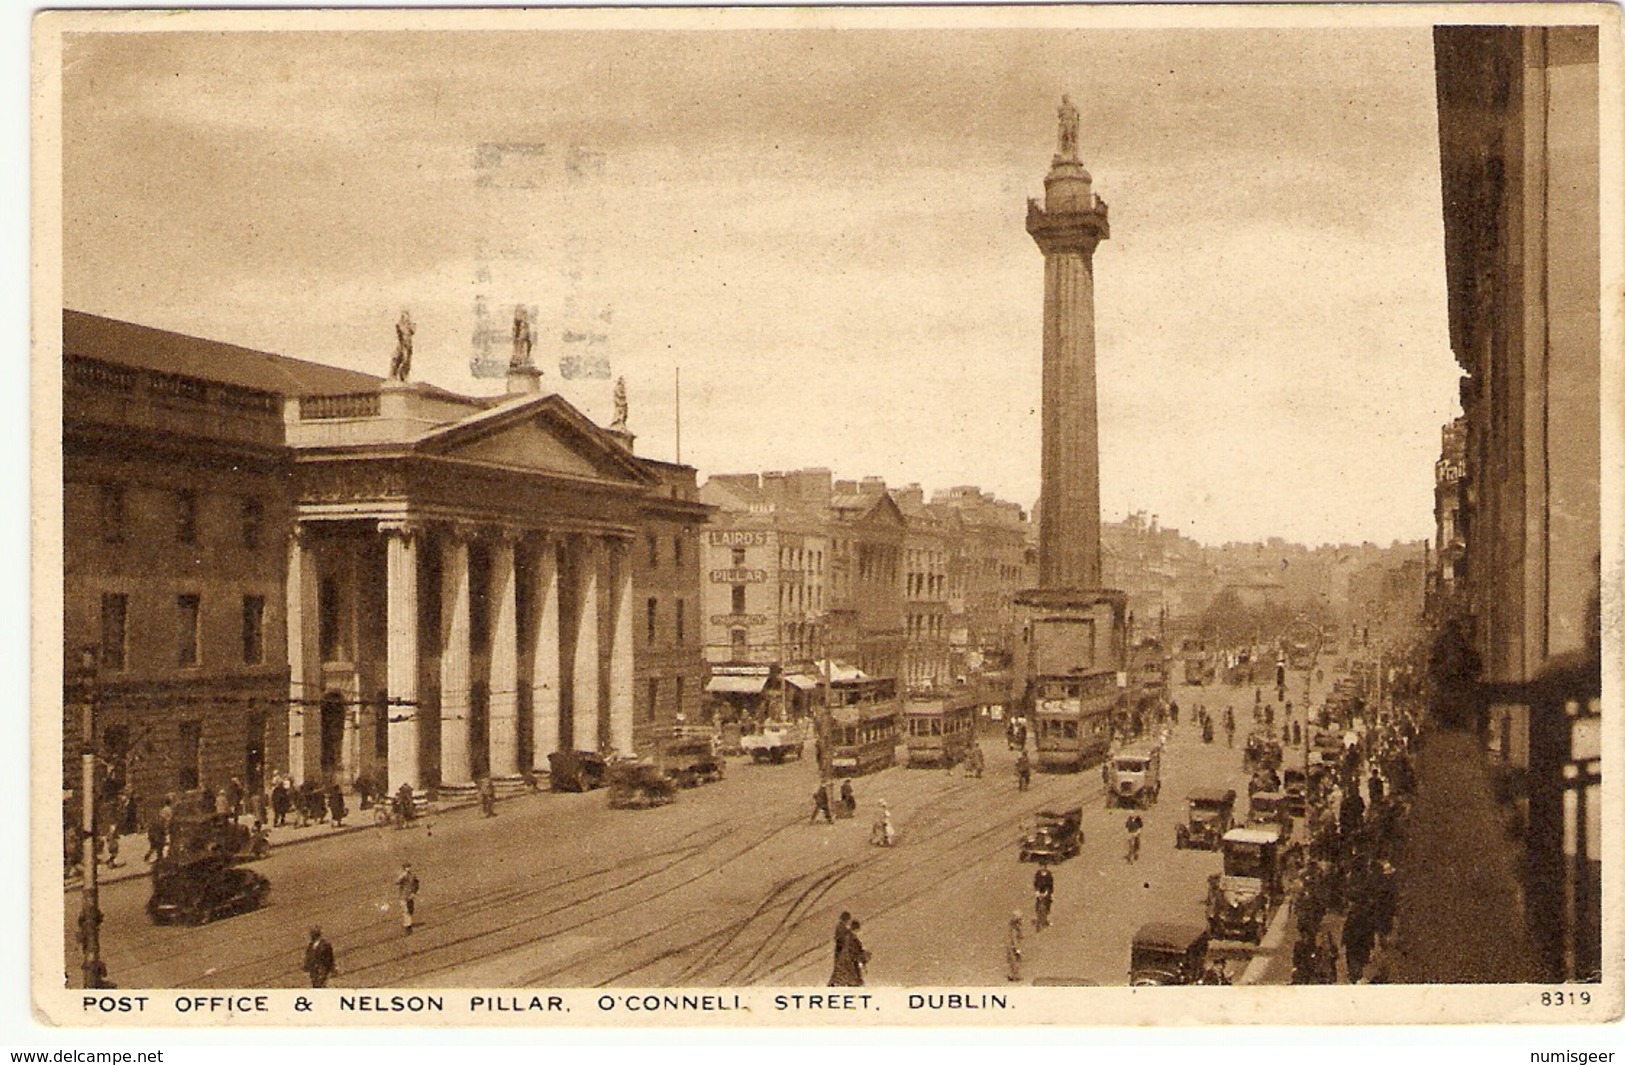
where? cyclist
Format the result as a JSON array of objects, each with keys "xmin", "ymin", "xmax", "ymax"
[
  {"xmin": 1124, "ymin": 812, "xmax": 1144, "ymax": 863},
  {"xmin": 1032, "ymin": 861, "xmax": 1055, "ymax": 931}
]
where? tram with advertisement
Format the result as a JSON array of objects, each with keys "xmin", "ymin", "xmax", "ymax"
[
  {"xmin": 1021, "ymin": 594, "xmax": 1128, "ymax": 773},
  {"xmin": 903, "ymin": 690, "xmax": 977, "ymax": 767},
  {"xmin": 828, "ymin": 676, "xmax": 901, "ymax": 777}
]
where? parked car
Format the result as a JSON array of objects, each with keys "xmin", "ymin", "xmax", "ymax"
[
  {"xmin": 607, "ymin": 760, "xmax": 678, "ymax": 809},
  {"xmin": 1175, "ymin": 788, "xmax": 1236, "ymax": 850},
  {"xmin": 548, "ymin": 749, "xmax": 609, "ymax": 792},
  {"xmin": 147, "ymin": 858, "xmax": 270, "ymax": 926},
  {"xmin": 1020, "ymin": 806, "xmax": 1083, "ymax": 863},
  {"xmin": 1129, "ymin": 923, "xmax": 1232, "ymax": 985},
  {"xmin": 1247, "ymin": 790, "xmax": 1295, "ymax": 844},
  {"xmin": 1104, "ymin": 745, "xmax": 1162, "ymax": 809}
]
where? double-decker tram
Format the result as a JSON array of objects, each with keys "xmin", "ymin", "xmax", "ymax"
[
  {"xmin": 828, "ymin": 676, "xmax": 901, "ymax": 777},
  {"xmin": 903, "ymin": 690, "xmax": 977, "ymax": 767},
  {"xmin": 1031, "ymin": 670, "xmax": 1118, "ymax": 771}
]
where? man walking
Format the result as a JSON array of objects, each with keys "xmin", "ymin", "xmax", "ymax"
[
  {"xmin": 303, "ymin": 927, "xmax": 336, "ymax": 987},
  {"xmin": 396, "ymin": 862, "xmax": 420, "ymax": 935},
  {"xmin": 1005, "ymin": 910, "xmax": 1024, "ymax": 982},
  {"xmin": 1033, "ymin": 862, "xmax": 1054, "ymax": 931}
]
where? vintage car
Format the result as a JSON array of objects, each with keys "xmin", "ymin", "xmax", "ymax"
[
  {"xmin": 165, "ymin": 811, "xmax": 267, "ymax": 866},
  {"xmin": 607, "ymin": 760, "xmax": 678, "ymax": 809},
  {"xmin": 1246, "ymin": 790, "xmax": 1295, "ymax": 844},
  {"xmin": 1020, "ymin": 806, "xmax": 1083, "ymax": 863},
  {"xmin": 1280, "ymin": 767, "xmax": 1309, "ymax": 818},
  {"xmin": 1243, "ymin": 733, "xmax": 1283, "ymax": 774},
  {"xmin": 1104, "ymin": 745, "xmax": 1162, "ymax": 809},
  {"xmin": 147, "ymin": 857, "xmax": 270, "ymax": 926},
  {"xmin": 1129, "ymin": 923, "xmax": 1232, "ymax": 985},
  {"xmin": 1205, "ymin": 825, "xmax": 1285, "ymax": 943},
  {"xmin": 740, "ymin": 721, "xmax": 806, "ymax": 764},
  {"xmin": 548, "ymin": 749, "xmax": 609, "ymax": 792},
  {"xmin": 658, "ymin": 729, "xmax": 725, "ymax": 787},
  {"xmin": 1175, "ymin": 788, "xmax": 1236, "ymax": 850}
]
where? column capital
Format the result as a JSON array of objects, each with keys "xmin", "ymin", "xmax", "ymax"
[
  {"xmin": 440, "ymin": 520, "xmax": 480, "ymax": 545},
  {"xmin": 378, "ymin": 519, "xmax": 423, "ymax": 542},
  {"xmin": 287, "ymin": 520, "xmax": 312, "ymax": 550},
  {"xmin": 489, "ymin": 524, "xmax": 525, "ymax": 548}
]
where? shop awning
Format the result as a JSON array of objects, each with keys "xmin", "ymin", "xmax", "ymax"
[
  {"xmin": 706, "ymin": 674, "xmax": 769, "ymax": 694},
  {"xmin": 783, "ymin": 674, "xmax": 819, "ymax": 691}
]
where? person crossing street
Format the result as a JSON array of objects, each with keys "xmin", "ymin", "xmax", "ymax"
[{"xmin": 1033, "ymin": 861, "xmax": 1055, "ymax": 931}]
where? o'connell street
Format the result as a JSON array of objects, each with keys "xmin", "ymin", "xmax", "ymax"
[{"xmin": 51, "ymin": 13, "xmax": 1605, "ymax": 1005}]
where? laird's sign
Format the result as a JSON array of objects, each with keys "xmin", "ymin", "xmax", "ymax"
[
  {"xmin": 710, "ymin": 568, "xmax": 768, "ymax": 583},
  {"xmin": 709, "ymin": 530, "xmax": 769, "ymax": 547}
]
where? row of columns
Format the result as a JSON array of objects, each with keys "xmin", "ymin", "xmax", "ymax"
[{"xmin": 288, "ymin": 520, "xmax": 636, "ymax": 792}]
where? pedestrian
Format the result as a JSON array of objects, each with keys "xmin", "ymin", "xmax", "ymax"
[
  {"xmin": 1342, "ymin": 904, "xmax": 1375, "ymax": 983},
  {"xmin": 1016, "ymin": 749, "xmax": 1031, "ymax": 792},
  {"xmin": 200, "ymin": 784, "xmax": 217, "ymax": 815},
  {"xmin": 143, "ymin": 809, "xmax": 167, "ymax": 864},
  {"xmin": 479, "ymin": 777, "xmax": 497, "ymax": 817},
  {"xmin": 303, "ymin": 926, "xmax": 336, "ymax": 988},
  {"xmin": 396, "ymin": 862, "xmax": 420, "ymax": 934},
  {"xmin": 839, "ymin": 779, "xmax": 856, "ymax": 818},
  {"xmin": 1033, "ymin": 861, "xmax": 1054, "ymax": 931},
  {"xmin": 828, "ymin": 911, "xmax": 852, "ymax": 985},
  {"xmin": 327, "ymin": 781, "xmax": 348, "ymax": 828},
  {"xmin": 1005, "ymin": 910, "xmax": 1024, "ymax": 982},
  {"xmin": 102, "ymin": 822, "xmax": 121, "ymax": 868},
  {"xmin": 226, "ymin": 778, "xmax": 244, "ymax": 822},
  {"xmin": 395, "ymin": 782, "xmax": 416, "ymax": 826},
  {"xmin": 836, "ymin": 920, "xmax": 869, "ymax": 986},
  {"xmin": 271, "ymin": 779, "xmax": 290, "ymax": 828},
  {"xmin": 810, "ymin": 783, "xmax": 832, "ymax": 825},
  {"xmin": 1169, "ymin": 699, "xmax": 1180, "ymax": 725},
  {"xmin": 1368, "ymin": 769, "xmax": 1386, "ymax": 805},
  {"xmin": 870, "ymin": 801, "xmax": 895, "ymax": 847}
]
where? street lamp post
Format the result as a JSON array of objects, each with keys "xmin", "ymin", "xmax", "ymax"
[{"xmin": 77, "ymin": 646, "xmax": 103, "ymax": 989}]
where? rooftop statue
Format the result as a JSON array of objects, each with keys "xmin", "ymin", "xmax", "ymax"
[
  {"xmin": 611, "ymin": 376, "xmax": 628, "ymax": 431},
  {"xmin": 390, "ymin": 311, "xmax": 414, "ymax": 382},
  {"xmin": 511, "ymin": 304, "xmax": 534, "ymax": 368},
  {"xmin": 1057, "ymin": 94, "xmax": 1080, "ymax": 162}
]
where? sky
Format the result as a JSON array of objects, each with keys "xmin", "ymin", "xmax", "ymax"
[{"xmin": 57, "ymin": 15, "xmax": 1462, "ymax": 546}]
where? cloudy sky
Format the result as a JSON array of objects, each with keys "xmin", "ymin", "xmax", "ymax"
[{"xmin": 58, "ymin": 13, "xmax": 1461, "ymax": 546}]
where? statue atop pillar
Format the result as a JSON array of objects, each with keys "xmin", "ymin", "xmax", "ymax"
[
  {"xmin": 610, "ymin": 376, "xmax": 628, "ymax": 431},
  {"xmin": 1057, "ymin": 94, "xmax": 1080, "ymax": 163},
  {"xmin": 511, "ymin": 304, "xmax": 534, "ymax": 368},
  {"xmin": 390, "ymin": 310, "xmax": 415, "ymax": 382}
]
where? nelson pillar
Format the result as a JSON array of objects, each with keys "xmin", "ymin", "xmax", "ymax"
[{"xmin": 1016, "ymin": 96, "xmax": 1128, "ymax": 768}]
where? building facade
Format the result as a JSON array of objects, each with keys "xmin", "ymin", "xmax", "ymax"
[{"xmin": 63, "ymin": 310, "xmax": 709, "ymax": 810}]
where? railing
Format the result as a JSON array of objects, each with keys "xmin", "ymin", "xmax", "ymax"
[
  {"xmin": 1479, "ymin": 656, "xmax": 1602, "ymax": 981},
  {"xmin": 299, "ymin": 392, "xmax": 381, "ymax": 420},
  {"xmin": 66, "ymin": 356, "xmax": 280, "ymax": 415}
]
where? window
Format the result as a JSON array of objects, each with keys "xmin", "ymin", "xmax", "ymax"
[
  {"xmin": 732, "ymin": 547, "xmax": 747, "ymax": 567},
  {"xmin": 98, "ymin": 485, "xmax": 126, "ymax": 544},
  {"xmin": 647, "ymin": 534, "xmax": 659, "ymax": 568},
  {"xmin": 647, "ymin": 597, "xmax": 658, "ymax": 643},
  {"xmin": 176, "ymin": 489, "xmax": 199, "ymax": 544},
  {"xmin": 675, "ymin": 598, "xmax": 685, "ymax": 644},
  {"xmin": 176, "ymin": 720, "xmax": 202, "ymax": 791},
  {"xmin": 673, "ymin": 536, "xmax": 684, "ymax": 567},
  {"xmin": 319, "ymin": 577, "xmax": 341, "ymax": 661},
  {"xmin": 646, "ymin": 677, "xmax": 660, "ymax": 721},
  {"xmin": 675, "ymin": 676, "xmax": 685, "ymax": 715},
  {"xmin": 730, "ymin": 628, "xmax": 748, "ymax": 658},
  {"xmin": 100, "ymin": 593, "xmax": 127, "ymax": 672},
  {"xmin": 731, "ymin": 585, "xmax": 746, "ymax": 614},
  {"xmin": 176, "ymin": 594, "xmax": 201, "ymax": 667},
  {"xmin": 241, "ymin": 498, "xmax": 263, "ymax": 550},
  {"xmin": 242, "ymin": 595, "xmax": 265, "ymax": 665}
]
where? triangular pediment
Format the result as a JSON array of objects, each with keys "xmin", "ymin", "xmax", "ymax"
[{"xmin": 417, "ymin": 395, "xmax": 654, "ymax": 487}]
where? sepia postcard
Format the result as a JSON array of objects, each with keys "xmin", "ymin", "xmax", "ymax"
[{"xmin": 28, "ymin": 3, "xmax": 1624, "ymax": 1030}]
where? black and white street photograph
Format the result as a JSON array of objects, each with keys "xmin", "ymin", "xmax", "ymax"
[{"xmin": 29, "ymin": 4, "xmax": 1618, "ymax": 1028}]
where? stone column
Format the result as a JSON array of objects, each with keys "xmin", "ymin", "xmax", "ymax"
[
  {"xmin": 570, "ymin": 535, "xmax": 601, "ymax": 752},
  {"xmin": 440, "ymin": 526, "xmax": 474, "ymax": 789},
  {"xmin": 487, "ymin": 528, "xmax": 522, "ymax": 780},
  {"xmin": 608, "ymin": 537, "xmax": 636, "ymax": 755},
  {"xmin": 381, "ymin": 520, "xmax": 421, "ymax": 791},
  {"xmin": 529, "ymin": 534, "xmax": 562, "ymax": 770},
  {"xmin": 285, "ymin": 524, "xmax": 313, "ymax": 786}
]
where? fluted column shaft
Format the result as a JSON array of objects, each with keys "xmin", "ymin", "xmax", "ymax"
[
  {"xmin": 571, "ymin": 537, "xmax": 601, "ymax": 752},
  {"xmin": 608, "ymin": 539, "xmax": 636, "ymax": 754},
  {"xmin": 488, "ymin": 532, "xmax": 521, "ymax": 779},
  {"xmin": 382, "ymin": 521, "xmax": 421, "ymax": 791},
  {"xmin": 1038, "ymin": 248, "xmax": 1102, "ymax": 591},
  {"xmin": 529, "ymin": 536, "xmax": 562, "ymax": 769},
  {"xmin": 440, "ymin": 530, "xmax": 474, "ymax": 788}
]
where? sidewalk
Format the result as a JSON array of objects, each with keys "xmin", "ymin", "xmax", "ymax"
[
  {"xmin": 64, "ymin": 788, "xmax": 504, "ymax": 891},
  {"xmin": 1387, "ymin": 726, "xmax": 1545, "ymax": 983}
]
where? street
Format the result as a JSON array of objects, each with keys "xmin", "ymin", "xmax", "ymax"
[{"xmin": 76, "ymin": 680, "xmax": 1306, "ymax": 990}]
